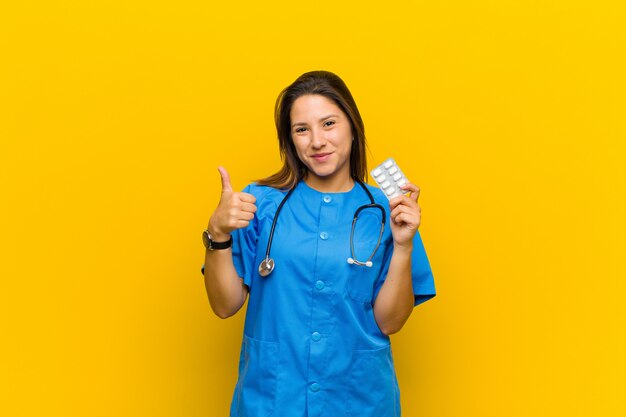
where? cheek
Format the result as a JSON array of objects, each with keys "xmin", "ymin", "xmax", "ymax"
[
  {"xmin": 291, "ymin": 138, "xmax": 304, "ymax": 153},
  {"xmin": 339, "ymin": 135, "xmax": 353, "ymax": 152},
  {"xmin": 338, "ymin": 127, "xmax": 353, "ymax": 148},
  {"xmin": 292, "ymin": 141, "xmax": 309, "ymax": 161}
]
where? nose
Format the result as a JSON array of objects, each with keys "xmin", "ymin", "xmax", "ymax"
[{"xmin": 311, "ymin": 128, "xmax": 326, "ymax": 149}]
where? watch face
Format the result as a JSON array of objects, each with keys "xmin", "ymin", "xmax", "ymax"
[{"xmin": 202, "ymin": 230, "xmax": 231, "ymax": 250}]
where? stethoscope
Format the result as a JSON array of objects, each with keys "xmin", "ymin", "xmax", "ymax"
[{"xmin": 258, "ymin": 180, "xmax": 386, "ymax": 277}]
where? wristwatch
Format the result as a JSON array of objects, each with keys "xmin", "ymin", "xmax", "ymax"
[{"xmin": 202, "ymin": 229, "xmax": 233, "ymax": 250}]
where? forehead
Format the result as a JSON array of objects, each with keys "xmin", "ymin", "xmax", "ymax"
[{"xmin": 290, "ymin": 94, "xmax": 344, "ymax": 121}]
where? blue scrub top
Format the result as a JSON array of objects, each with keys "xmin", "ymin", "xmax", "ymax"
[{"xmin": 202, "ymin": 180, "xmax": 436, "ymax": 417}]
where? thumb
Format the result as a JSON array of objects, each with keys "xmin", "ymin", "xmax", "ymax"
[{"xmin": 217, "ymin": 166, "xmax": 233, "ymax": 194}]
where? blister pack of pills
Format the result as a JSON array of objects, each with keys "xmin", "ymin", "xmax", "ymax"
[{"xmin": 370, "ymin": 158, "xmax": 408, "ymax": 200}]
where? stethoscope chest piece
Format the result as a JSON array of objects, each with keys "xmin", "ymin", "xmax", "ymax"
[{"xmin": 258, "ymin": 257, "xmax": 275, "ymax": 277}]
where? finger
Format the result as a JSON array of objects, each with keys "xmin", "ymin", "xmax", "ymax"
[
  {"xmin": 400, "ymin": 183, "xmax": 420, "ymax": 202},
  {"xmin": 391, "ymin": 206, "xmax": 406, "ymax": 223},
  {"xmin": 388, "ymin": 195, "xmax": 406, "ymax": 209},
  {"xmin": 238, "ymin": 211, "xmax": 255, "ymax": 221},
  {"xmin": 392, "ymin": 211, "xmax": 409, "ymax": 225},
  {"xmin": 239, "ymin": 202, "xmax": 257, "ymax": 214},
  {"xmin": 393, "ymin": 211, "xmax": 419, "ymax": 227},
  {"xmin": 235, "ymin": 220, "xmax": 250, "ymax": 229},
  {"xmin": 389, "ymin": 195, "xmax": 417, "ymax": 211},
  {"xmin": 390, "ymin": 204, "xmax": 415, "ymax": 220},
  {"xmin": 226, "ymin": 213, "xmax": 254, "ymax": 230},
  {"xmin": 238, "ymin": 192, "xmax": 257, "ymax": 204},
  {"xmin": 218, "ymin": 166, "xmax": 233, "ymax": 194},
  {"xmin": 389, "ymin": 196, "xmax": 401, "ymax": 209},
  {"xmin": 392, "ymin": 203, "xmax": 420, "ymax": 219}
]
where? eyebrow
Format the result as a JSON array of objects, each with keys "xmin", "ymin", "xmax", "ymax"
[{"xmin": 291, "ymin": 114, "xmax": 340, "ymax": 128}]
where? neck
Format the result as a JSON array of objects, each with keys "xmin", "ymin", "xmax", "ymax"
[{"xmin": 304, "ymin": 173, "xmax": 355, "ymax": 193}]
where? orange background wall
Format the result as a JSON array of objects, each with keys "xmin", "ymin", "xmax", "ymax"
[{"xmin": 1, "ymin": 1, "xmax": 625, "ymax": 416}]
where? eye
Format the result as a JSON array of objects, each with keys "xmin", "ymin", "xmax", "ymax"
[
  {"xmin": 324, "ymin": 120, "xmax": 335, "ymax": 127},
  {"xmin": 294, "ymin": 127, "xmax": 307, "ymax": 133}
]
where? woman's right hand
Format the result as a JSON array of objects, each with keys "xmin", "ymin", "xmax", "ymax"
[{"xmin": 207, "ymin": 166, "xmax": 257, "ymax": 241}]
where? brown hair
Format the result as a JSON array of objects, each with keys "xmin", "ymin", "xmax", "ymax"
[{"xmin": 257, "ymin": 70, "xmax": 368, "ymax": 189}]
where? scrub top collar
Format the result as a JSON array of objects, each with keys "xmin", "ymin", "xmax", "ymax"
[{"xmin": 296, "ymin": 178, "xmax": 365, "ymax": 203}]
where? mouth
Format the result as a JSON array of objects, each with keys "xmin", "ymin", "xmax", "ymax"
[{"xmin": 311, "ymin": 152, "xmax": 332, "ymax": 162}]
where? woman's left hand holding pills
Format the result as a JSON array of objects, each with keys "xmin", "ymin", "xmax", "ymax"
[{"xmin": 388, "ymin": 183, "xmax": 421, "ymax": 248}]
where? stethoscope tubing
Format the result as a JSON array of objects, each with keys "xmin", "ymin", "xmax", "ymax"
[
  {"xmin": 348, "ymin": 203, "xmax": 386, "ymax": 267},
  {"xmin": 264, "ymin": 186, "xmax": 296, "ymax": 261},
  {"xmin": 258, "ymin": 179, "xmax": 386, "ymax": 277}
]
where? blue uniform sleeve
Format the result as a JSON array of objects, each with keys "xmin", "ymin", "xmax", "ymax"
[
  {"xmin": 200, "ymin": 184, "xmax": 259, "ymax": 288},
  {"xmin": 373, "ymin": 230, "xmax": 436, "ymax": 307}
]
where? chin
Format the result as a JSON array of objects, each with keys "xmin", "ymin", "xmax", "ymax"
[{"xmin": 310, "ymin": 167, "xmax": 336, "ymax": 178}]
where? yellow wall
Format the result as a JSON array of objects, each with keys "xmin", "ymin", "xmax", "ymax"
[{"xmin": 1, "ymin": 1, "xmax": 624, "ymax": 416}]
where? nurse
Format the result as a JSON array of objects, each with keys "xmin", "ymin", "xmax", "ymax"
[{"xmin": 201, "ymin": 70, "xmax": 436, "ymax": 417}]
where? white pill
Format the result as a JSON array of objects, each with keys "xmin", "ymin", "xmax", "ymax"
[{"xmin": 371, "ymin": 158, "xmax": 410, "ymax": 201}]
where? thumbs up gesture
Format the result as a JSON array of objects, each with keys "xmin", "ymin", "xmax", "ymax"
[{"xmin": 207, "ymin": 167, "xmax": 257, "ymax": 240}]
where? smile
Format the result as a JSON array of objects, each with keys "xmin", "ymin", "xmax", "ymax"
[{"xmin": 311, "ymin": 153, "xmax": 332, "ymax": 162}]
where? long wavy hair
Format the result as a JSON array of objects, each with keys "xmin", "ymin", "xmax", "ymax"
[{"xmin": 257, "ymin": 71, "xmax": 368, "ymax": 189}]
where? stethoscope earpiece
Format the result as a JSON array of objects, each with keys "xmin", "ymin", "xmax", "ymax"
[{"xmin": 347, "ymin": 257, "xmax": 374, "ymax": 267}]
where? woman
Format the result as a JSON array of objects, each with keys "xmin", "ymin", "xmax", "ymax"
[{"xmin": 201, "ymin": 70, "xmax": 436, "ymax": 417}]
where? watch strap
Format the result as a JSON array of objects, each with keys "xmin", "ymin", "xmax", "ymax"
[{"xmin": 203, "ymin": 229, "xmax": 233, "ymax": 250}]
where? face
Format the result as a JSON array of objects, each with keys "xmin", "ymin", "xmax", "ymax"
[{"xmin": 290, "ymin": 94, "xmax": 353, "ymax": 190}]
